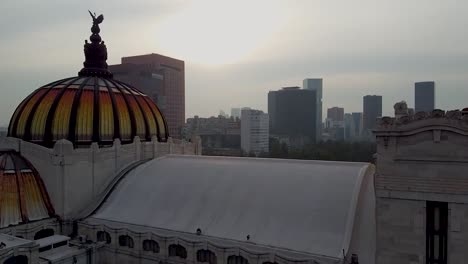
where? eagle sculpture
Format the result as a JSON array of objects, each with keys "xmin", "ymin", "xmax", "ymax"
[{"xmin": 89, "ymin": 10, "xmax": 104, "ymax": 25}]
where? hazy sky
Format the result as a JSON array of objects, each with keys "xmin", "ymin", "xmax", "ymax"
[{"xmin": 1, "ymin": 0, "xmax": 468, "ymax": 126}]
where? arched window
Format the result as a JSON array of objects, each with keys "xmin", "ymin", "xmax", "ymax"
[
  {"xmin": 168, "ymin": 244, "xmax": 187, "ymax": 259},
  {"xmin": 34, "ymin": 229, "xmax": 54, "ymax": 240},
  {"xmin": 142, "ymin": 239, "xmax": 160, "ymax": 253},
  {"xmin": 3, "ymin": 255, "xmax": 28, "ymax": 264},
  {"xmin": 97, "ymin": 231, "xmax": 111, "ymax": 244},
  {"xmin": 118, "ymin": 235, "xmax": 134, "ymax": 248},
  {"xmin": 197, "ymin": 249, "xmax": 217, "ymax": 264},
  {"xmin": 227, "ymin": 255, "xmax": 249, "ymax": 264}
]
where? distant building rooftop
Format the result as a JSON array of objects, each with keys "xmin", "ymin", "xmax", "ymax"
[{"xmin": 281, "ymin": 86, "xmax": 301, "ymax": 90}]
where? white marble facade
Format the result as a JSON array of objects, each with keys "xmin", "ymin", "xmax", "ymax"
[
  {"xmin": 2, "ymin": 108, "xmax": 468, "ymax": 264},
  {"xmin": 375, "ymin": 109, "xmax": 468, "ymax": 264},
  {"xmin": 0, "ymin": 136, "xmax": 201, "ymax": 220}
]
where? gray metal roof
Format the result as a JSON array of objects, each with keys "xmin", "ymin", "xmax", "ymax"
[{"xmin": 93, "ymin": 155, "xmax": 372, "ymax": 258}]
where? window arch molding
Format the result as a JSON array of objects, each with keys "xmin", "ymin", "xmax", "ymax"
[
  {"xmin": 34, "ymin": 228, "xmax": 54, "ymax": 240},
  {"xmin": 143, "ymin": 239, "xmax": 160, "ymax": 253},
  {"xmin": 118, "ymin": 235, "xmax": 134, "ymax": 248},
  {"xmin": 168, "ymin": 244, "xmax": 187, "ymax": 259},
  {"xmin": 227, "ymin": 255, "xmax": 249, "ymax": 264},
  {"xmin": 97, "ymin": 231, "xmax": 111, "ymax": 244},
  {"xmin": 197, "ymin": 249, "xmax": 217, "ymax": 264},
  {"xmin": 3, "ymin": 255, "xmax": 28, "ymax": 264}
]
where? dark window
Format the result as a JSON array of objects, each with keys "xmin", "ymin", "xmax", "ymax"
[
  {"xmin": 3, "ymin": 255, "xmax": 28, "ymax": 264},
  {"xmin": 227, "ymin": 255, "xmax": 249, "ymax": 264},
  {"xmin": 142, "ymin": 240, "xmax": 160, "ymax": 253},
  {"xmin": 97, "ymin": 231, "xmax": 111, "ymax": 244},
  {"xmin": 426, "ymin": 201, "xmax": 448, "ymax": 264},
  {"xmin": 197, "ymin": 249, "xmax": 217, "ymax": 264},
  {"xmin": 168, "ymin": 244, "xmax": 187, "ymax": 259},
  {"xmin": 39, "ymin": 245, "xmax": 52, "ymax": 252},
  {"xmin": 34, "ymin": 229, "xmax": 54, "ymax": 240},
  {"xmin": 118, "ymin": 235, "xmax": 134, "ymax": 248},
  {"xmin": 53, "ymin": 241, "xmax": 68, "ymax": 248}
]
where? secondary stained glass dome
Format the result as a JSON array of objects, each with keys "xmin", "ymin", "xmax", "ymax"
[
  {"xmin": 7, "ymin": 12, "xmax": 168, "ymax": 147},
  {"xmin": 0, "ymin": 150, "xmax": 55, "ymax": 227}
]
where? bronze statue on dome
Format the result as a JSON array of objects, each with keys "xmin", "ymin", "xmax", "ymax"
[
  {"xmin": 89, "ymin": 11, "xmax": 104, "ymax": 25},
  {"xmin": 79, "ymin": 11, "xmax": 113, "ymax": 78},
  {"xmin": 89, "ymin": 11, "xmax": 104, "ymax": 35}
]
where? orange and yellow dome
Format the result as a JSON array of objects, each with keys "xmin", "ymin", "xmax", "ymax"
[{"xmin": 8, "ymin": 76, "xmax": 168, "ymax": 147}]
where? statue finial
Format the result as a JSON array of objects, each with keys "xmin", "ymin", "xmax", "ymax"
[
  {"xmin": 79, "ymin": 11, "xmax": 112, "ymax": 78},
  {"xmin": 89, "ymin": 10, "xmax": 104, "ymax": 25}
]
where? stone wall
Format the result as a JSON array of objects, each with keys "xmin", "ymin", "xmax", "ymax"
[
  {"xmin": 0, "ymin": 136, "xmax": 202, "ymax": 220},
  {"xmin": 0, "ymin": 218, "xmax": 59, "ymax": 241},
  {"xmin": 78, "ymin": 220, "xmax": 338, "ymax": 264},
  {"xmin": 374, "ymin": 109, "xmax": 468, "ymax": 264}
]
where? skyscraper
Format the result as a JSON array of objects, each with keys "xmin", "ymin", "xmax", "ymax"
[
  {"xmin": 241, "ymin": 109, "xmax": 269, "ymax": 155},
  {"xmin": 327, "ymin": 107, "xmax": 345, "ymax": 122},
  {"xmin": 351, "ymin": 112, "xmax": 363, "ymax": 138},
  {"xmin": 363, "ymin": 95, "xmax": 382, "ymax": 131},
  {"xmin": 268, "ymin": 87, "xmax": 316, "ymax": 146},
  {"xmin": 344, "ymin": 113, "xmax": 355, "ymax": 141},
  {"xmin": 415, "ymin": 81, "xmax": 435, "ymax": 113},
  {"xmin": 325, "ymin": 107, "xmax": 345, "ymax": 141},
  {"xmin": 303, "ymin": 78, "xmax": 322, "ymax": 142},
  {"xmin": 109, "ymin": 53, "xmax": 185, "ymax": 138}
]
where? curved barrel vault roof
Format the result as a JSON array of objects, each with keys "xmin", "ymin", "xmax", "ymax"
[{"xmin": 92, "ymin": 155, "xmax": 374, "ymax": 259}]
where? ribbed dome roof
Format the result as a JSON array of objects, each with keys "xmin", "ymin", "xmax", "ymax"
[
  {"xmin": 7, "ymin": 12, "xmax": 168, "ymax": 147},
  {"xmin": 0, "ymin": 150, "xmax": 55, "ymax": 227},
  {"xmin": 8, "ymin": 76, "xmax": 168, "ymax": 147}
]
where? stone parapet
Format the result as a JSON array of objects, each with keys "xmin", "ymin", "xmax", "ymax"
[
  {"xmin": 375, "ymin": 109, "xmax": 468, "ymax": 133},
  {"xmin": 0, "ymin": 136, "xmax": 201, "ymax": 220}
]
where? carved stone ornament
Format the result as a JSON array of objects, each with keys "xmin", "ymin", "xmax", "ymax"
[
  {"xmin": 414, "ymin": 111, "xmax": 427, "ymax": 120},
  {"xmin": 446, "ymin": 110, "xmax": 461, "ymax": 120},
  {"xmin": 379, "ymin": 117, "xmax": 394, "ymax": 127},
  {"xmin": 431, "ymin": 109, "xmax": 446, "ymax": 118},
  {"xmin": 396, "ymin": 115, "xmax": 412, "ymax": 125},
  {"xmin": 394, "ymin": 101, "xmax": 408, "ymax": 115},
  {"xmin": 462, "ymin": 114, "xmax": 468, "ymax": 123}
]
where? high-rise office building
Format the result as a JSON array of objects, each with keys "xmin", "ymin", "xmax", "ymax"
[
  {"xmin": 109, "ymin": 53, "xmax": 185, "ymax": 138},
  {"xmin": 327, "ymin": 107, "xmax": 345, "ymax": 122},
  {"xmin": 241, "ymin": 109, "xmax": 269, "ymax": 155},
  {"xmin": 325, "ymin": 107, "xmax": 345, "ymax": 141},
  {"xmin": 351, "ymin": 112, "xmax": 363, "ymax": 138},
  {"xmin": 268, "ymin": 87, "xmax": 316, "ymax": 146},
  {"xmin": 415, "ymin": 81, "xmax": 435, "ymax": 113},
  {"xmin": 303, "ymin": 78, "xmax": 322, "ymax": 142},
  {"xmin": 363, "ymin": 95, "xmax": 382, "ymax": 131},
  {"xmin": 344, "ymin": 113, "xmax": 355, "ymax": 141}
]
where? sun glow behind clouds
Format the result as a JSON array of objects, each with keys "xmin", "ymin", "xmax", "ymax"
[{"xmin": 156, "ymin": 0, "xmax": 287, "ymax": 66}]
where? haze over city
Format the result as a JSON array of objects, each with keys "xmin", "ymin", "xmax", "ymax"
[
  {"xmin": 1, "ymin": 0, "xmax": 468, "ymax": 126},
  {"xmin": 2, "ymin": 1, "xmax": 468, "ymax": 263}
]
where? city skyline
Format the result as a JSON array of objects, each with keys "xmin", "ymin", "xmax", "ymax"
[{"xmin": 2, "ymin": 0, "xmax": 468, "ymax": 126}]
